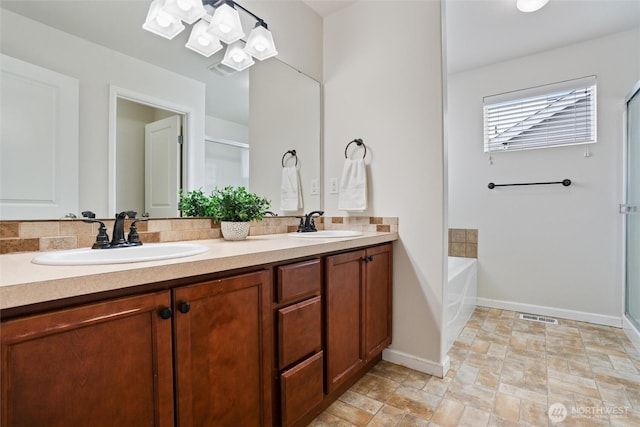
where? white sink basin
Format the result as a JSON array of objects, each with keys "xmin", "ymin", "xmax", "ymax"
[
  {"xmin": 288, "ymin": 230, "xmax": 363, "ymax": 238},
  {"xmin": 32, "ymin": 243, "xmax": 209, "ymax": 266}
]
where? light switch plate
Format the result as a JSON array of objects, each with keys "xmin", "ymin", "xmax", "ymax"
[
  {"xmin": 310, "ymin": 179, "xmax": 319, "ymax": 195},
  {"xmin": 330, "ymin": 178, "xmax": 338, "ymax": 194}
]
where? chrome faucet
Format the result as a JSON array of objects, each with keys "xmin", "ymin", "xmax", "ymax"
[{"xmin": 297, "ymin": 210, "xmax": 324, "ymax": 232}]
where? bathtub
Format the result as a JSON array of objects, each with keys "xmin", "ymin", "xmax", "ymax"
[{"xmin": 445, "ymin": 257, "xmax": 478, "ymax": 352}]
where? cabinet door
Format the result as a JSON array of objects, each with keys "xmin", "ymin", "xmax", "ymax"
[
  {"xmin": 1, "ymin": 291, "xmax": 174, "ymax": 427},
  {"xmin": 173, "ymin": 270, "xmax": 272, "ymax": 426},
  {"xmin": 325, "ymin": 249, "xmax": 366, "ymax": 393},
  {"xmin": 364, "ymin": 244, "xmax": 393, "ymax": 360}
]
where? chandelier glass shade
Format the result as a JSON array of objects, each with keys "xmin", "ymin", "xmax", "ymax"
[
  {"xmin": 185, "ymin": 20, "xmax": 223, "ymax": 57},
  {"xmin": 207, "ymin": 2, "xmax": 244, "ymax": 43},
  {"xmin": 142, "ymin": 0, "xmax": 277, "ymax": 69},
  {"xmin": 516, "ymin": 0, "xmax": 550, "ymax": 13},
  {"xmin": 221, "ymin": 41, "xmax": 255, "ymax": 71}
]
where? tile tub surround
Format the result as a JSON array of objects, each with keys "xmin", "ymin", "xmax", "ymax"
[
  {"xmin": 0, "ymin": 216, "xmax": 398, "ymax": 254},
  {"xmin": 449, "ymin": 228, "xmax": 478, "ymax": 258},
  {"xmin": 312, "ymin": 307, "xmax": 640, "ymax": 426}
]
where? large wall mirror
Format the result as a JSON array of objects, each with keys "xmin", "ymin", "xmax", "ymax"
[{"xmin": 0, "ymin": 0, "xmax": 321, "ymax": 220}]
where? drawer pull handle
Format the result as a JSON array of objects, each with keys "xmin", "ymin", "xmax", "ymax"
[
  {"xmin": 159, "ymin": 307, "xmax": 173, "ymax": 319},
  {"xmin": 178, "ymin": 301, "xmax": 191, "ymax": 314}
]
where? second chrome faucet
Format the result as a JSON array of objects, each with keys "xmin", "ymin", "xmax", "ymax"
[{"xmin": 297, "ymin": 210, "xmax": 324, "ymax": 233}]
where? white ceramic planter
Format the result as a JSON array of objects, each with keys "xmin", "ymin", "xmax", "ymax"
[{"xmin": 220, "ymin": 221, "xmax": 250, "ymax": 241}]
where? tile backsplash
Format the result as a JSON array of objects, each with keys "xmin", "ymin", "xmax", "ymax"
[
  {"xmin": 0, "ymin": 216, "xmax": 398, "ymax": 254},
  {"xmin": 448, "ymin": 228, "xmax": 478, "ymax": 258}
]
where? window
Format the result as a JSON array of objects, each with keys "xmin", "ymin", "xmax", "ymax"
[{"xmin": 483, "ymin": 76, "xmax": 596, "ymax": 152}]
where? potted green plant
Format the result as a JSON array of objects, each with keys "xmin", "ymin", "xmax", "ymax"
[
  {"xmin": 178, "ymin": 188, "xmax": 214, "ymax": 217},
  {"xmin": 210, "ymin": 186, "xmax": 271, "ymax": 240}
]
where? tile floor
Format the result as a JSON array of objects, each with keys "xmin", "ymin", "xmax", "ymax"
[{"xmin": 310, "ymin": 307, "xmax": 640, "ymax": 426}]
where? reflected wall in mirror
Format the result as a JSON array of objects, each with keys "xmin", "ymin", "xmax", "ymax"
[{"xmin": 0, "ymin": 1, "xmax": 321, "ymax": 220}]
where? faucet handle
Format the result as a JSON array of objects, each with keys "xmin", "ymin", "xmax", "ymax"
[
  {"xmin": 127, "ymin": 218, "xmax": 148, "ymax": 246},
  {"xmin": 81, "ymin": 217, "xmax": 110, "ymax": 249},
  {"xmin": 81, "ymin": 210, "xmax": 96, "ymax": 219}
]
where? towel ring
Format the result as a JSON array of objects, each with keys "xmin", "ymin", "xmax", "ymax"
[
  {"xmin": 344, "ymin": 138, "xmax": 367, "ymax": 159},
  {"xmin": 281, "ymin": 149, "xmax": 297, "ymax": 167}
]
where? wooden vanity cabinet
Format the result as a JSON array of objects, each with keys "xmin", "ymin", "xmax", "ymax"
[
  {"xmin": 173, "ymin": 269, "xmax": 273, "ymax": 427},
  {"xmin": 1, "ymin": 269, "xmax": 273, "ymax": 427},
  {"xmin": 1, "ymin": 291, "xmax": 175, "ymax": 427},
  {"xmin": 1, "ymin": 240, "xmax": 393, "ymax": 427},
  {"xmin": 274, "ymin": 259, "xmax": 324, "ymax": 427},
  {"xmin": 325, "ymin": 244, "xmax": 392, "ymax": 393}
]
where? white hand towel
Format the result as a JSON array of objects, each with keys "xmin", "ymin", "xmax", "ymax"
[
  {"xmin": 338, "ymin": 158, "xmax": 367, "ymax": 211},
  {"xmin": 280, "ymin": 165, "xmax": 303, "ymax": 211}
]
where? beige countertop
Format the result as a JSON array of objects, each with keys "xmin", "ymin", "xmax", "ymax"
[{"xmin": 0, "ymin": 231, "xmax": 397, "ymax": 310}]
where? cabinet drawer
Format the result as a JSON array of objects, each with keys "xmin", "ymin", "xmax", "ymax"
[
  {"xmin": 281, "ymin": 351, "xmax": 324, "ymax": 427},
  {"xmin": 277, "ymin": 259, "xmax": 321, "ymax": 303},
  {"xmin": 278, "ymin": 296, "xmax": 322, "ymax": 369}
]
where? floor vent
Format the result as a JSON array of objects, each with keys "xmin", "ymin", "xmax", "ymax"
[{"xmin": 519, "ymin": 313, "xmax": 558, "ymax": 324}]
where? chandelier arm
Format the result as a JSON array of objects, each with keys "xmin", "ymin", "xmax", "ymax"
[{"xmin": 202, "ymin": 0, "xmax": 265, "ymax": 25}]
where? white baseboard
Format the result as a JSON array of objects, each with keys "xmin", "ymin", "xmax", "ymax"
[
  {"xmin": 382, "ymin": 348, "xmax": 450, "ymax": 378},
  {"xmin": 476, "ymin": 297, "xmax": 622, "ymax": 328},
  {"xmin": 623, "ymin": 316, "xmax": 640, "ymax": 353}
]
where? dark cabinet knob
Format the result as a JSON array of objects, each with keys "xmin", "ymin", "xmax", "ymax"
[
  {"xmin": 159, "ymin": 307, "xmax": 173, "ymax": 319},
  {"xmin": 362, "ymin": 255, "xmax": 374, "ymax": 263},
  {"xmin": 178, "ymin": 301, "xmax": 191, "ymax": 314}
]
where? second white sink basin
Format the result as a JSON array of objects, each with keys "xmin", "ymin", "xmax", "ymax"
[
  {"xmin": 288, "ymin": 230, "xmax": 363, "ymax": 238},
  {"xmin": 32, "ymin": 243, "xmax": 209, "ymax": 266}
]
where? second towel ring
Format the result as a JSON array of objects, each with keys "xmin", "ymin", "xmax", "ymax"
[
  {"xmin": 345, "ymin": 138, "xmax": 367, "ymax": 159},
  {"xmin": 282, "ymin": 149, "xmax": 297, "ymax": 167}
]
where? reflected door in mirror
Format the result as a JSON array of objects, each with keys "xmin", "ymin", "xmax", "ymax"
[
  {"xmin": 0, "ymin": 54, "xmax": 79, "ymax": 220},
  {"xmin": 145, "ymin": 115, "xmax": 181, "ymax": 218}
]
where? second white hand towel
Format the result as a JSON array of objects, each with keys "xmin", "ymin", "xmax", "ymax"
[
  {"xmin": 280, "ymin": 165, "xmax": 303, "ymax": 211},
  {"xmin": 338, "ymin": 158, "xmax": 367, "ymax": 211}
]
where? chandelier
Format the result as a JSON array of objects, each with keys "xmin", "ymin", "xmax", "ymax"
[{"xmin": 142, "ymin": 0, "xmax": 278, "ymax": 72}]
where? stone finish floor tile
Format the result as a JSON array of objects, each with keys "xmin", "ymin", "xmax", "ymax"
[{"xmin": 311, "ymin": 308, "xmax": 640, "ymax": 426}]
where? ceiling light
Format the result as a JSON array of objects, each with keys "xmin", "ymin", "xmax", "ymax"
[
  {"xmin": 245, "ymin": 21, "xmax": 278, "ymax": 61},
  {"xmin": 142, "ymin": 0, "xmax": 277, "ymax": 70},
  {"xmin": 186, "ymin": 20, "xmax": 223, "ymax": 57},
  {"xmin": 516, "ymin": 0, "xmax": 550, "ymax": 13},
  {"xmin": 222, "ymin": 41, "xmax": 255, "ymax": 71},
  {"xmin": 207, "ymin": 1, "xmax": 244, "ymax": 44},
  {"xmin": 162, "ymin": 0, "xmax": 207, "ymax": 24},
  {"xmin": 142, "ymin": 0, "xmax": 185, "ymax": 40}
]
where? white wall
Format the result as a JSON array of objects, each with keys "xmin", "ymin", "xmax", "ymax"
[
  {"xmin": 243, "ymin": 0, "xmax": 323, "ymax": 81},
  {"xmin": 250, "ymin": 59, "xmax": 322, "ymax": 215},
  {"xmin": 1, "ymin": 10, "xmax": 206, "ymax": 218},
  {"xmin": 324, "ymin": 1, "xmax": 446, "ymax": 373},
  {"xmin": 448, "ymin": 28, "xmax": 640, "ymax": 324}
]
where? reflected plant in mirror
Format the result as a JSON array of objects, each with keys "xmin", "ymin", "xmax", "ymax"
[
  {"xmin": 178, "ymin": 189, "xmax": 215, "ymax": 218},
  {"xmin": 178, "ymin": 186, "xmax": 270, "ymax": 223}
]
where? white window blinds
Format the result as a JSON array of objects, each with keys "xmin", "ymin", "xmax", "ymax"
[{"xmin": 483, "ymin": 76, "xmax": 597, "ymax": 152}]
